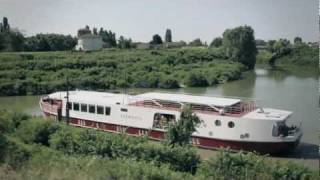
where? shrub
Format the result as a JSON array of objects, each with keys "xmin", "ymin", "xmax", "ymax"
[
  {"xmin": 15, "ymin": 118, "xmax": 60, "ymax": 146},
  {"xmin": 184, "ymin": 72, "xmax": 208, "ymax": 87}
]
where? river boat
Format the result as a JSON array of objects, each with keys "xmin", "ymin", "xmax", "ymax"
[{"xmin": 40, "ymin": 90, "xmax": 302, "ymax": 154}]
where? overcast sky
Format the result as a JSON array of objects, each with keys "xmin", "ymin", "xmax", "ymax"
[{"xmin": 0, "ymin": 0, "xmax": 318, "ymax": 42}]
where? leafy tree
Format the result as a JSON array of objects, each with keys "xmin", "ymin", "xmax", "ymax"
[
  {"xmin": 150, "ymin": 34, "xmax": 163, "ymax": 44},
  {"xmin": 1, "ymin": 17, "xmax": 10, "ymax": 32},
  {"xmin": 267, "ymin": 40, "xmax": 276, "ymax": 52},
  {"xmin": 165, "ymin": 29, "xmax": 172, "ymax": 42},
  {"xmin": 99, "ymin": 28, "xmax": 117, "ymax": 47},
  {"xmin": 210, "ymin": 37, "xmax": 222, "ymax": 48},
  {"xmin": 117, "ymin": 35, "xmax": 132, "ymax": 49},
  {"xmin": 9, "ymin": 30, "xmax": 25, "ymax": 51},
  {"xmin": 24, "ymin": 34, "xmax": 76, "ymax": 51},
  {"xmin": 0, "ymin": 32, "xmax": 6, "ymax": 50},
  {"xmin": 77, "ymin": 25, "xmax": 92, "ymax": 37},
  {"xmin": 294, "ymin": 36, "xmax": 302, "ymax": 45},
  {"xmin": 222, "ymin": 26, "xmax": 257, "ymax": 69},
  {"xmin": 166, "ymin": 105, "xmax": 202, "ymax": 147},
  {"xmin": 188, "ymin": 38, "xmax": 203, "ymax": 46},
  {"xmin": 92, "ymin": 27, "xmax": 98, "ymax": 35}
]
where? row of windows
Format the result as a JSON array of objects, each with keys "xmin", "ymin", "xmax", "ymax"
[
  {"xmin": 215, "ymin": 120, "xmax": 235, "ymax": 128},
  {"xmin": 67, "ymin": 102, "xmax": 111, "ymax": 115}
]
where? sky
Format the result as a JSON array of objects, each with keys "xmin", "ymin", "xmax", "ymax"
[{"xmin": 0, "ymin": 0, "xmax": 318, "ymax": 43}]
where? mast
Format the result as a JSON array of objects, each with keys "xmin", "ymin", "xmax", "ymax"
[{"xmin": 66, "ymin": 77, "xmax": 70, "ymax": 125}]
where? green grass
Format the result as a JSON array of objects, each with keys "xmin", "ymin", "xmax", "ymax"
[{"xmin": 0, "ymin": 48, "xmax": 245, "ymax": 96}]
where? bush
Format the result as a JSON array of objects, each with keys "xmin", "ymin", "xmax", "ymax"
[
  {"xmin": 49, "ymin": 126, "xmax": 200, "ymax": 173},
  {"xmin": 184, "ymin": 72, "xmax": 208, "ymax": 87},
  {"xmin": 15, "ymin": 118, "xmax": 60, "ymax": 146}
]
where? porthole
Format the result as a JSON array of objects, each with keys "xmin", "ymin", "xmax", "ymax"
[
  {"xmin": 228, "ymin": 121, "xmax": 235, "ymax": 128},
  {"xmin": 215, "ymin": 120, "xmax": 221, "ymax": 126}
]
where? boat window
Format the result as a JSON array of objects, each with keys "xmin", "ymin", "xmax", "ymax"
[
  {"xmin": 121, "ymin": 108, "xmax": 128, "ymax": 112},
  {"xmin": 272, "ymin": 122, "xmax": 288, "ymax": 137},
  {"xmin": 153, "ymin": 113, "xmax": 176, "ymax": 129},
  {"xmin": 73, "ymin": 103, "xmax": 79, "ymax": 111},
  {"xmin": 67, "ymin": 102, "xmax": 72, "ymax": 110},
  {"xmin": 228, "ymin": 121, "xmax": 235, "ymax": 128},
  {"xmin": 97, "ymin": 106, "xmax": 104, "ymax": 114},
  {"xmin": 89, "ymin": 104, "xmax": 95, "ymax": 113},
  {"xmin": 215, "ymin": 120, "xmax": 221, "ymax": 126},
  {"xmin": 81, "ymin": 104, "xmax": 87, "ymax": 112},
  {"xmin": 105, "ymin": 107, "xmax": 111, "ymax": 115}
]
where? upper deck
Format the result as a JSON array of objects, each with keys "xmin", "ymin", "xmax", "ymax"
[
  {"xmin": 128, "ymin": 92, "xmax": 257, "ymax": 117},
  {"xmin": 47, "ymin": 90, "xmax": 258, "ymax": 117}
]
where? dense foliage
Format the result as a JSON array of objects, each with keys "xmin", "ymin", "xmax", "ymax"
[
  {"xmin": 165, "ymin": 29, "xmax": 172, "ymax": 43},
  {"xmin": 24, "ymin": 34, "xmax": 77, "ymax": 51},
  {"xmin": 167, "ymin": 105, "xmax": 202, "ymax": 147},
  {"xmin": 0, "ymin": 111, "xmax": 317, "ymax": 179},
  {"xmin": 0, "ymin": 17, "xmax": 25, "ymax": 52},
  {"xmin": 257, "ymin": 41, "xmax": 318, "ymax": 67},
  {"xmin": 150, "ymin": 34, "xmax": 163, "ymax": 44},
  {"xmin": 223, "ymin": 26, "xmax": 257, "ymax": 70},
  {"xmin": 210, "ymin": 37, "xmax": 222, "ymax": 48},
  {"xmin": 0, "ymin": 48, "xmax": 244, "ymax": 96}
]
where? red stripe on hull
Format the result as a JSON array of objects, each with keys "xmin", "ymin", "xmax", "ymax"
[{"xmin": 42, "ymin": 113, "xmax": 299, "ymax": 154}]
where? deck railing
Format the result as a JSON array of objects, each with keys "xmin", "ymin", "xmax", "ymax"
[
  {"xmin": 128, "ymin": 98, "xmax": 257, "ymax": 117},
  {"xmin": 40, "ymin": 98, "xmax": 62, "ymax": 115}
]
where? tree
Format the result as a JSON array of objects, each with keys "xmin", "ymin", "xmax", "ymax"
[
  {"xmin": 2, "ymin": 17, "xmax": 10, "ymax": 32},
  {"xmin": 166, "ymin": 105, "xmax": 202, "ymax": 147},
  {"xmin": 267, "ymin": 40, "xmax": 276, "ymax": 52},
  {"xmin": 99, "ymin": 28, "xmax": 117, "ymax": 47},
  {"xmin": 210, "ymin": 37, "xmax": 222, "ymax": 48},
  {"xmin": 77, "ymin": 25, "xmax": 91, "ymax": 37},
  {"xmin": 24, "ymin": 34, "xmax": 76, "ymax": 51},
  {"xmin": 165, "ymin": 29, "xmax": 172, "ymax": 43},
  {"xmin": 222, "ymin": 26, "xmax": 257, "ymax": 69},
  {"xmin": 188, "ymin": 38, "xmax": 203, "ymax": 46},
  {"xmin": 294, "ymin": 37, "xmax": 302, "ymax": 45},
  {"xmin": 92, "ymin": 27, "xmax": 98, "ymax": 35},
  {"xmin": 117, "ymin": 35, "xmax": 132, "ymax": 49},
  {"xmin": 150, "ymin": 34, "xmax": 163, "ymax": 44}
]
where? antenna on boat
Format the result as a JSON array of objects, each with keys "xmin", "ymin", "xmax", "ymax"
[
  {"xmin": 122, "ymin": 56, "xmax": 127, "ymax": 105},
  {"xmin": 66, "ymin": 77, "xmax": 70, "ymax": 125}
]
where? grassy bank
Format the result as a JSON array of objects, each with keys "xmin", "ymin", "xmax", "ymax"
[
  {"xmin": 0, "ymin": 111, "xmax": 318, "ymax": 180},
  {"xmin": 0, "ymin": 48, "xmax": 244, "ymax": 96}
]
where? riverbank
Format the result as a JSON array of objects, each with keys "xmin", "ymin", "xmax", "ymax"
[
  {"xmin": 0, "ymin": 48, "xmax": 244, "ymax": 96},
  {"xmin": 0, "ymin": 111, "xmax": 318, "ymax": 179},
  {"xmin": 256, "ymin": 45, "xmax": 318, "ymax": 67}
]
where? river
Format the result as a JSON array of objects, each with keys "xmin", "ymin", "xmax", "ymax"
[{"xmin": 0, "ymin": 66, "xmax": 318, "ymax": 169}]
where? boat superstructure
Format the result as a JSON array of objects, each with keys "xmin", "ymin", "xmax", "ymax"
[{"xmin": 40, "ymin": 90, "xmax": 302, "ymax": 154}]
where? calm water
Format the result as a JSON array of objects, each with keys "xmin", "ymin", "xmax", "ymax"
[{"xmin": 0, "ymin": 66, "xmax": 318, "ymax": 167}]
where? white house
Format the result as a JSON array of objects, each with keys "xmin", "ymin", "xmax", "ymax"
[{"xmin": 75, "ymin": 34, "xmax": 103, "ymax": 51}]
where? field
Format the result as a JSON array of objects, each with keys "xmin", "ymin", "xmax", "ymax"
[{"xmin": 0, "ymin": 47, "xmax": 244, "ymax": 96}]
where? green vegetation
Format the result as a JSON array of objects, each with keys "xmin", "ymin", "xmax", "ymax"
[
  {"xmin": 257, "ymin": 37, "xmax": 318, "ymax": 67},
  {"xmin": 0, "ymin": 110, "xmax": 318, "ymax": 179},
  {"xmin": 222, "ymin": 26, "xmax": 258, "ymax": 70},
  {"xmin": 166, "ymin": 105, "xmax": 202, "ymax": 147},
  {"xmin": 257, "ymin": 45, "xmax": 318, "ymax": 67},
  {"xmin": 0, "ymin": 48, "xmax": 244, "ymax": 96}
]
